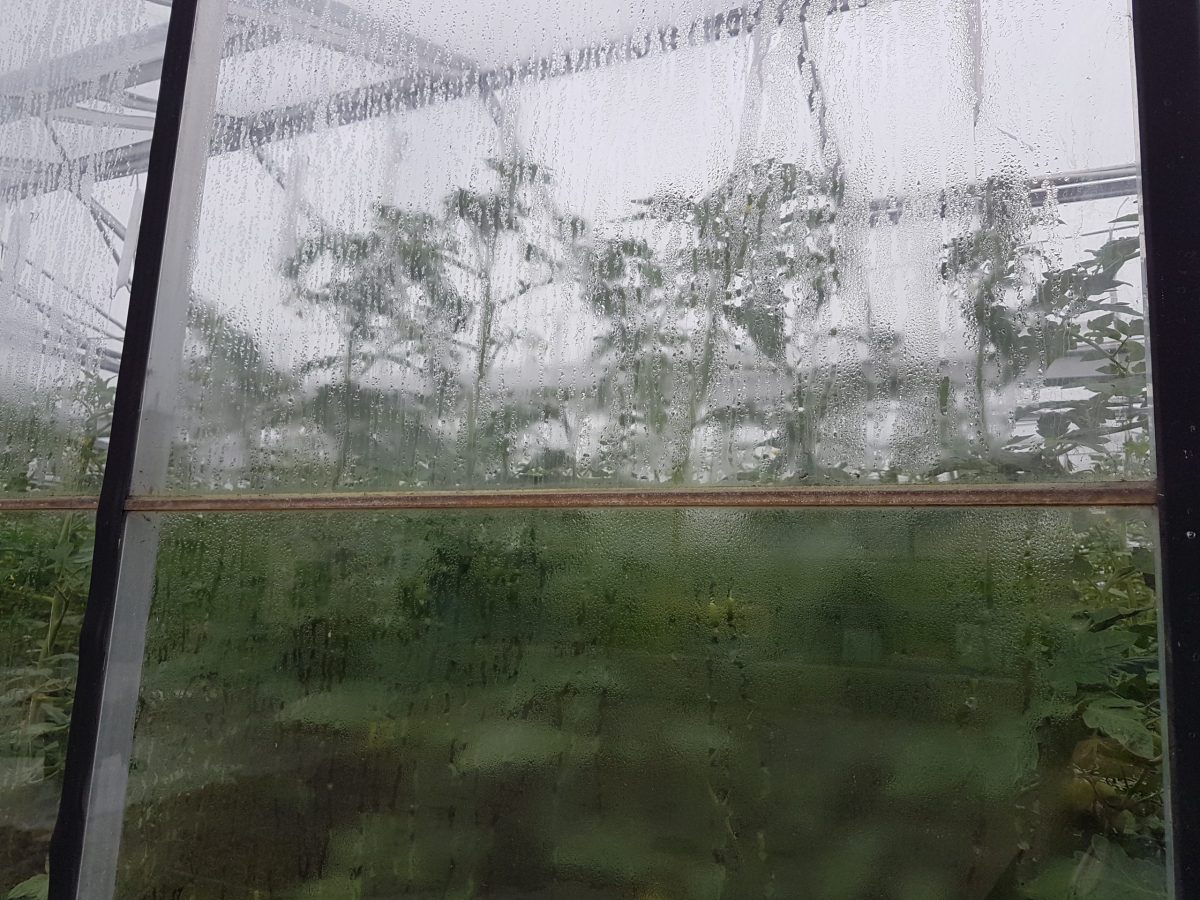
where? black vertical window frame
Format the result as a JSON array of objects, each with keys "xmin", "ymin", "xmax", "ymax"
[
  {"xmin": 1132, "ymin": 0, "xmax": 1200, "ymax": 896},
  {"xmin": 47, "ymin": 1, "xmax": 202, "ymax": 897}
]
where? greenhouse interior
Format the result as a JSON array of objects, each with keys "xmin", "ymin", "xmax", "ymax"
[{"xmin": 1, "ymin": 0, "xmax": 1198, "ymax": 897}]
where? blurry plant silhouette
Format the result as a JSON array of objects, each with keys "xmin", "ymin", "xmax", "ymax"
[
  {"xmin": 584, "ymin": 158, "xmax": 841, "ymax": 482},
  {"xmin": 92, "ymin": 505, "xmax": 1165, "ymax": 898},
  {"xmin": 941, "ymin": 195, "xmax": 1148, "ymax": 483},
  {"xmin": 278, "ymin": 157, "xmax": 1145, "ymax": 489},
  {"xmin": 282, "ymin": 156, "xmax": 586, "ymax": 488},
  {"xmin": 0, "ymin": 150, "xmax": 1162, "ymax": 900},
  {"xmin": 1, "ymin": 513, "xmax": 92, "ymax": 897}
]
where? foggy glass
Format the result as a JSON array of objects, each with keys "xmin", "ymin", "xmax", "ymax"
[
  {"xmin": 0, "ymin": 513, "xmax": 93, "ymax": 896},
  {"xmin": 0, "ymin": 2, "xmax": 1169, "ymax": 898},
  {"xmin": 114, "ymin": 507, "xmax": 1166, "ymax": 898},
  {"xmin": 154, "ymin": 0, "xmax": 1148, "ymax": 493},
  {"xmin": 0, "ymin": 0, "xmax": 171, "ymax": 496}
]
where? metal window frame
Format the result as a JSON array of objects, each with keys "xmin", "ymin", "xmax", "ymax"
[
  {"xmin": 1132, "ymin": 0, "xmax": 1200, "ymax": 894},
  {"xmin": 13, "ymin": 0, "xmax": 1194, "ymax": 895},
  {"xmin": 46, "ymin": 2, "xmax": 202, "ymax": 897}
]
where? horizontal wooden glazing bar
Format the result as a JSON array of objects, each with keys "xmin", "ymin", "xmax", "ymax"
[
  {"xmin": 115, "ymin": 480, "xmax": 1160, "ymax": 512},
  {"xmin": 0, "ymin": 482, "xmax": 1161, "ymax": 513},
  {"xmin": 0, "ymin": 496, "xmax": 99, "ymax": 511}
]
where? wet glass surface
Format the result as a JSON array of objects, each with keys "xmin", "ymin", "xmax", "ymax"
[{"xmin": 115, "ymin": 507, "xmax": 1167, "ymax": 898}]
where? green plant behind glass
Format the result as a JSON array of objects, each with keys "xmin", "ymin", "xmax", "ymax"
[
  {"xmin": 107, "ymin": 507, "xmax": 1166, "ymax": 898},
  {"xmin": 941, "ymin": 198, "xmax": 1148, "ymax": 483},
  {"xmin": 1, "ymin": 513, "xmax": 93, "ymax": 897}
]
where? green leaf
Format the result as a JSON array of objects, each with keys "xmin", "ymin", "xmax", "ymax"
[
  {"xmin": 13, "ymin": 721, "xmax": 65, "ymax": 738},
  {"xmin": 1082, "ymin": 697, "xmax": 1157, "ymax": 758},
  {"xmin": 1130, "ymin": 547, "xmax": 1156, "ymax": 575},
  {"xmin": 1072, "ymin": 837, "xmax": 1166, "ymax": 899},
  {"xmin": 1022, "ymin": 839, "xmax": 1165, "ymax": 900},
  {"xmin": 1021, "ymin": 857, "xmax": 1080, "ymax": 899},
  {"xmin": 1038, "ymin": 413, "xmax": 1072, "ymax": 440},
  {"xmin": 5, "ymin": 874, "xmax": 48, "ymax": 900},
  {"xmin": 1046, "ymin": 658, "xmax": 1109, "ymax": 694}
]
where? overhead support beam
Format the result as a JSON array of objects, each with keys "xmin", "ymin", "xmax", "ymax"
[
  {"xmin": 1, "ymin": 141, "xmax": 153, "ymax": 200},
  {"xmin": 0, "ymin": 0, "xmax": 918, "ymax": 178},
  {"xmin": 50, "ymin": 106, "xmax": 156, "ymax": 132},
  {"xmin": 0, "ymin": 0, "xmax": 476, "ymax": 130},
  {"xmin": 224, "ymin": 0, "xmax": 477, "ymax": 72},
  {"xmin": 1028, "ymin": 164, "xmax": 1139, "ymax": 207},
  {"xmin": 193, "ymin": 2, "xmax": 770, "ymax": 158},
  {"xmin": 0, "ymin": 0, "xmax": 483, "ymax": 199},
  {"xmin": 84, "ymin": 197, "xmax": 128, "ymax": 243},
  {"xmin": 0, "ymin": 234, "xmax": 129, "ymax": 334},
  {"xmin": 0, "ymin": 25, "xmax": 170, "ymax": 126},
  {"xmin": 0, "ymin": 1, "xmax": 1140, "ymax": 220},
  {"xmin": 864, "ymin": 165, "xmax": 1139, "ymax": 227},
  {"xmin": 1, "ymin": 3, "xmax": 768, "ymax": 197},
  {"xmin": 119, "ymin": 92, "xmax": 158, "ymax": 113},
  {"xmin": 0, "ymin": 0, "xmax": 1141, "ymax": 243}
]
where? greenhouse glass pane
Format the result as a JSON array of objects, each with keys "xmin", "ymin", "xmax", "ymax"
[
  {"xmin": 147, "ymin": 0, "xmax": 1148, "ymax": 493},
  {"xmin": 114, "ymin": 507, "xmax": 1167, "ymax": 897},
  {"xmin": 0, "ymin": 512, "xmax": 93, "ymax": 895},
  {"xmin": 0, "ymin": 0, "xmax": 172, "ymax": 496}
]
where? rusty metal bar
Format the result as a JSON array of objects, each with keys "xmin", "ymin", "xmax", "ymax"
[
  {"xmin": 0, "ymin": 496, "xmax": 100, "ymax": 512},
  {"xmin": 119, "ymin": 480, "xmax": 1159, "ymax": 513}
]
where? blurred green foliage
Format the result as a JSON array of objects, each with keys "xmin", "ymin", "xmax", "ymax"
[
  {"xmin": 0, "ymin": 143, "xmax": 1162, "ymax": 900},
  {"xmin": 100, "ymin": 507, "xmax": 1165, "ymax": 899},
  {"xmin": 1, "ymin": 514, "xmax": 92, "ymax": 895}
]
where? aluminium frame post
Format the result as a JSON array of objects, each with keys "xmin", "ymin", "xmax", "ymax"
[
  {"xmin": 47, "ymin": 1, "xmax": 225, "ymax": 897},
  {"xmin": 1131, "ymin": 0, "xmax": 1200, "ymax": 897}
]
